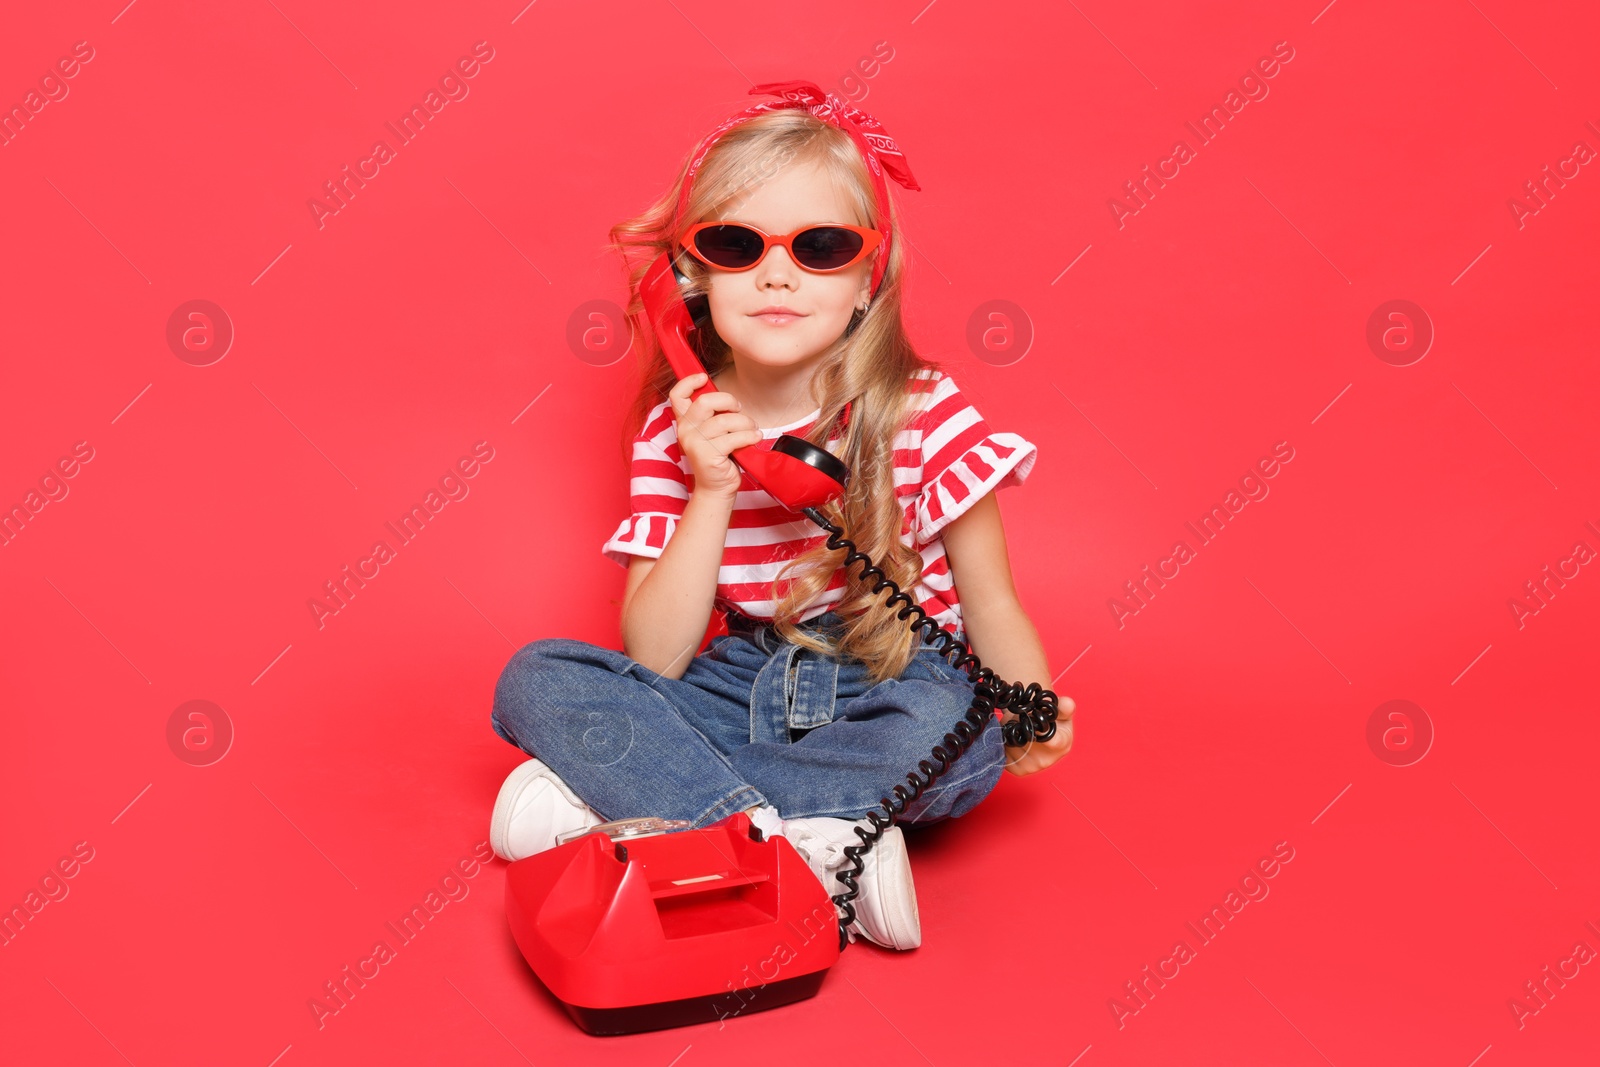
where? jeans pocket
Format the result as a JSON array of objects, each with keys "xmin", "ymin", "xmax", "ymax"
[
  {"xmin": 917, "ymin": 646, "xmax": 977, "ymax": 687},
  {"xmin": 903, "ymin": 647, "xmax": 952, "ymax": 684}
]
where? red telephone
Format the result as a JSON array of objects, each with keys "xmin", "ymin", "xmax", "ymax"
[{"xmin": 639, "ymin": 252, "xmax": 850, "ymax": 511}]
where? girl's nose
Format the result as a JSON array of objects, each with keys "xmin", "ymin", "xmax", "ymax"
[{"xmin": 754, "ymin": 243, "xmax": 800, "ymax": 282}]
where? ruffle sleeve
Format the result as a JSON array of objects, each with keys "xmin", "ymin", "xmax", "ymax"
[
  {"xmin": 601, "ymin": 512, "xmax": 683, "ymax": 568},
  {"xmin": 600, "ymin": 402, "xmax": 690, "ymax": 567},
  {"xmin": 906, "ymin": 374, "xmax": 1038, "ymax": 548}
]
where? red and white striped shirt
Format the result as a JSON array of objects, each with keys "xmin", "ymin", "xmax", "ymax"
[{"xmin": 602, "ymin": 367, "xmax": 1037, "ymax": 638}]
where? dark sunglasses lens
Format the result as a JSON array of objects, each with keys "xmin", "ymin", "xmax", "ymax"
[
  {"xmin": 792, "ymin": 227, "xmax": 865, "ymax": 270},
  {"xmin": 693, "ymin": 225, "xmax": 765, "ymax": 268}
]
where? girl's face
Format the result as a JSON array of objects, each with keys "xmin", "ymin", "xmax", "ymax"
[{"xmin": 701, "ymin": 159, "xmax": 874, "ymax": 373}]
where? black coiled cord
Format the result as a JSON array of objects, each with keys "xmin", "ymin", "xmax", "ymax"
[{"xmin": 801, "ymin": 507, "xmax": 1061, "ymax": 951}]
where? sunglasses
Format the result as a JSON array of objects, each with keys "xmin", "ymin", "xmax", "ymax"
[{"xmin": 679, "ymin": 221, "xmax": 883, "ymax": 274}]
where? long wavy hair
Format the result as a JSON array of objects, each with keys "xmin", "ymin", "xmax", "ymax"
[{"xmin": 606, "ymin": 108, "xmax": 947, "ymax": 685}]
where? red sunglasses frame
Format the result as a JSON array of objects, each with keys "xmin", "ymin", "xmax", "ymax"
[{"xmin": 678, "ymin": 221, "xmax": 883, "ymax": 274}]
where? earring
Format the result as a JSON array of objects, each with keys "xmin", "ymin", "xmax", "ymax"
[{"xmin": 845, "ymin": 298, "xmax": 869, "ymax": 337}]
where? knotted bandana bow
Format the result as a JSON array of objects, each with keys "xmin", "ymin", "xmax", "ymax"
[{"xmin": 674, "ymin": 80, "xmax": 922, "ymax": 295}]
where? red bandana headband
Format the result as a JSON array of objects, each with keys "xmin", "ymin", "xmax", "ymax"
[{"xmin": 673, "ymin": 80, "xmax": 921, "ymax": 296}]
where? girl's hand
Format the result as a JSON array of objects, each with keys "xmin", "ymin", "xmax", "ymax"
[
  {"xmin": 1000, "ymin": 694, "xmax": 1075, "ymax": 776},
  {"xmin": 668, "ymin": 372, "xmax": 764, "ymax": 499}
]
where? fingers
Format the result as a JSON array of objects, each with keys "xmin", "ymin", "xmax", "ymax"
[
  {"xmin": 669, "ymin": 374, "xmax": 762, "ymax": 454},
  {"xmin": 687, "ymin": 423, "xmax": 764, "ymax": 463},
  {"xmin": 705, "ymin": 429, "xmax": 766, "ymax": 457},
  {"xmin": 697, "ymin": 411, "xmax": 761, "ymax": 441},
  {"xmin": 666, "ymin": 371, "xmax": 706, "ymax": 410},
  {"xmin": 666, "ymin": 372, "xmax": 705, "ymax": 421},
  {"xmin": 668, "ymin": 372, "xmax": 740, "ymax": 421},
  {"xmin": 1000, "ymin": 707, "xmax": 1074, "ymax": 776}
]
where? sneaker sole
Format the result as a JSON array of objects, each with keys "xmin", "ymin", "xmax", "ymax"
[
  {"xmin": 860, "ymin": 825, "xmax": 922, "ymax": 950},
  {"xmin": 489, "ymin": 758, "xmax": 594, "ymax": 861}
]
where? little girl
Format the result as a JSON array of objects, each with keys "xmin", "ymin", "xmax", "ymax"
[{"xmin": 489, "ymin": 83, "xmax": 1074, "ymax": 951}]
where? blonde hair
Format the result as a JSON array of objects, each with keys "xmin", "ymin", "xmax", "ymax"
[{"xmin": 606, "ymin": 108, "xmax": 948, "ymax": 685}]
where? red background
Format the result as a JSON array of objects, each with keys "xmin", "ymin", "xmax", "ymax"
[{"xmin": 3, "ymin": 1, "xmax": 1597, "ymax": 1064}]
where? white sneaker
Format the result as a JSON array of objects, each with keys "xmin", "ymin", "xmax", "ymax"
[
  {"xmin": 489, "ymin": 758, "xmax": 606, "ymax": 861},
  {"xmin": 781, "ymin": 817, "xmax": 921, "ymax": 950}
]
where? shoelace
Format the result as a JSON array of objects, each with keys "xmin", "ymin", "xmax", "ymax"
[{"xmin": 783, "ymin": 826, "xmax": 862, "ymax": 944}]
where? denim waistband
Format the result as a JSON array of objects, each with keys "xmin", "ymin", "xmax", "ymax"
[
  {"xmin": 723, "ymin": 608, "xmax": 961, "ymax": 651},
  {"xmin": 723, "ymin": 609, "xmax": 847, "ymax": 637}
]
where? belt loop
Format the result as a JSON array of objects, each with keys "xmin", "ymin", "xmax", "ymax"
[
  {"xmin": 786, "ymin": 646, "xmax": 838, "ymax": 731},
  {"xmin": 748, "ymin": 638, "xmax": 795, "ymax": 744}
]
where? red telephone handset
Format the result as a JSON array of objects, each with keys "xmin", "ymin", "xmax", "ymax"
[{"xmin": 640, "ymin": 253, "xmax": 849, "ymax": 512}]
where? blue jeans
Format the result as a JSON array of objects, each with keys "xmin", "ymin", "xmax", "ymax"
[{"xmin": 490, "ymin": 610, "xmax": 1006, "ymax": 829}]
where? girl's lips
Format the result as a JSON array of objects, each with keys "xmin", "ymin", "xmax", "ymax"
[{"xmin": 750, "ymin": 309, "xmax": 807, "ymax": 325}]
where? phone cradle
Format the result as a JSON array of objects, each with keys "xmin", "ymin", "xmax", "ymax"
[{"xmin": 504, "ymin": 811, "xmax": 841, "ymax": 1035}]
